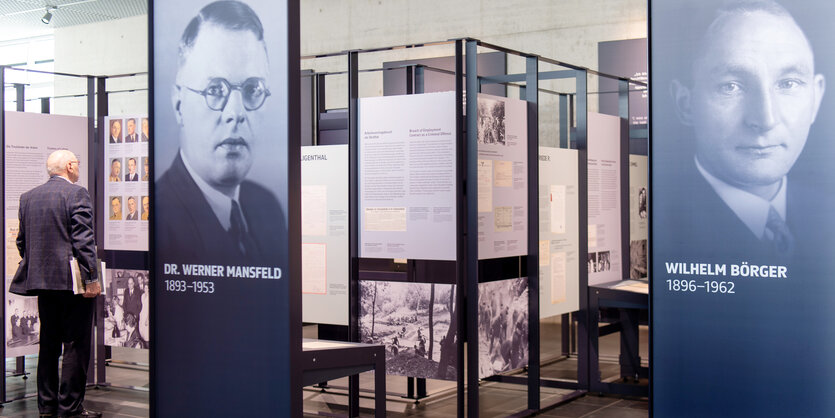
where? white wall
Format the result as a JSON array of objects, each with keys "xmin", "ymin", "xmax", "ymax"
[
  {"xmin": 53, "ymin": 14, "xmax": 148, "ymax": 117},
  {"xmin": 48, "ymin": 0, "xmax": 647, "ymax": 132},
  {"xmin": 299, "ymin": 0, "xmax": 647, "ymax": 145}
]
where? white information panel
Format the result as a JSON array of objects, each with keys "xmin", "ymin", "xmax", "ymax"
[
  {"xmin": 359, "ymin": 92, "xmax": 457, "ymax": 261},
  {"xmin": 628, "ymin": 155, "xmax": 648, "ymax": 279},
  {"xmin": 477, "ymin": 93, "xmax": 528, "ymax": 260},
  {"xmin": 4, "ymin": 111, "xmax": 89, "ymax": 357},
  {"xmin": 103, "ymin": 115, "xmax": 149, "ymax": 251},
  {"xmin": 301, "ymin": 145, "xmax": 349, "ymax": 325},
  {"xmin": 538, "ymin": 147, "xmax": 580, "ymax": 318},
  {"xmin": 587, "ymin": 112, "xmax": 622, "ymax": 286}
]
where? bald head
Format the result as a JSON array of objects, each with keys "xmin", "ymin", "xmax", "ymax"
[
  {"xmin": 47, "ymin": 150, "xmax": 81, "ymax": 183},
  {"xmin": 47, "ymin": 150, "xmax": 76, "ymax": 176}
]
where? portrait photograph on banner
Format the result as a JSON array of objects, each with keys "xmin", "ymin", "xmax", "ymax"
[
  {"xmin": 652, "ymin": 1, "xmax": 835, "ymax": 416},
  {"xmin": 152, "ymin": 0, "xmax": 298, "ymax": 414}
]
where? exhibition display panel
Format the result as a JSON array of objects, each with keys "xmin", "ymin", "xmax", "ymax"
[{"xmin": 302, "ymin": 144, "xmax": 350, "ymax": 325}]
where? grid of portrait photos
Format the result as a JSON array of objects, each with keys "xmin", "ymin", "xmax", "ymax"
[
  {"xmin": 359, "ymin": 281, "xmax": 458, "ymax": 381},
  {"xmin": 478, "ymin": 277, "xmax": 528, "ymax": 378},
  {"xmin": 104, "ymin": 269, "xmax": 150, "ymax": 349},
  {"xmin": 104, "ymin": 115, "xmax": 150, "ymax": 251}
]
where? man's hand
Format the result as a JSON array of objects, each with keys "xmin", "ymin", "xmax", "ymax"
[{"xmin": 83, "ymin": 281, "xmax": 101, "ymax": 298}]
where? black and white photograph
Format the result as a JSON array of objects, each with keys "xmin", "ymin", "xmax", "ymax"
[
  {"xmin": 359, "ymin": 281, "xmax": 458, "ymax": 381},
  {"xmin": 5, "ymin": 297, "xmax": 39, "ymax": 356},
  {"xmin": 596, "ymin": 251, "xmax": 611, "ymax": 273},
  {"xmin": 478, "ymin": 277, "xmax": 528, "ymax": 379},
  {"xmin": 652, "ymin": 1, "xmax": 835, "ymax": 415},
  {"xmin": 152, "ymin": 0, "xmax": 296, "ymax": 412},
  {"xmin": 587, "ymin": 252, "xmax": 597, "ymax": 274},
  {"xmin": 629, "ymin": 239, "xmax": 647, "ymax": 279},
  {"xmin": 477, "ymin": 97, "xmax": 506, "ymax": 145},
  {"xmin": 638, "ymin": 187, "xmax": 647, "ymax": 219},
  {"xmin": 104, "ymin": 269, "xmax": 149, "ymax": 349}
]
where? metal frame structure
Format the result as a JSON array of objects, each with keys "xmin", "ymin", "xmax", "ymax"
[
  {"xmin": 92, "ymin": 72, "xmax": 152, "ymax": 392},
  {"xmin": 0, "ymin": 65, "xmax": 99, "ymax": 403},
  {"xmin": 299, "ymin": 37, "xmax": 646, "ymax": 416}
]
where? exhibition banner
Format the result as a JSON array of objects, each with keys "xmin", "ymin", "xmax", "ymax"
[
  {"xmin": 359, "ymin": 92, "xmax": 457, "ymax": 261},
  {"xmin": 587, "ymin": 112, "xmax": 622, "ymax": 286},
  {"xmin": 652, "ymin": 1, "xmax": 835, "ymax": 416},
  {"xmin": 301, "ymin": 144, "xmax": 348, "ymax": 326},
  {"xmin": 476, "ymin": 93, "xmax": 528, "ymax": 260},
  {"xmin": 628, "ymin": 155, "xmax": 647, "ymax": 280},
  {"xmin": 103, "ymin": 115, "xmax": 149, "ymax": 251},
  {"xmin": 538, "ymin": 147, "xmax": 580, "ymax": 318},
  {"xmin": 4, "ymin": 111, "xmax": 88, "ymax": 358},
  {"xmin": 152, "ymin": 0, "xmax": 298, "ymax": 414}
]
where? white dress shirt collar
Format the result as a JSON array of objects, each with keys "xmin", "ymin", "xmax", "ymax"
[
  {"xmin": 180, "ymin": 151, "xmax": 243, "ymax": 232},
  {"xmin": 695, "ymin": 157, "xmax": 787, "ymax": 240}
]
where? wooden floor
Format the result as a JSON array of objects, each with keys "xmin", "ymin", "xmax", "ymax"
[{"xmin": 0, "ymin": 321, "xmax": 648, "ymax": 417}]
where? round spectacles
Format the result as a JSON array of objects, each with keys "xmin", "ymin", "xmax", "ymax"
[{"xmin": 181, "ymin": 77, "xmax": 271, "ymax": 111}]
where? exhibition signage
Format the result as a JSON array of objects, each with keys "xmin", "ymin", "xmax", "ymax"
[
  {"xmin": 151, "ymin": 0, "xmax": 299, "ymax": 415},
  {"xmin": 476, "ymin": 93, "xmax": 528, "ymax": 260},
  {"xmin": 586, "ymin": 112, "xmax": 622, "ymax": 286},
  {"xmin": 301, "ymin": 144, "xmax": 348, "ymax": 326},
  {"xmin": 598, "ymin": 38, "xmax": 648, "ymax": 127},
  {"xmin": 538, "ymin": 147, "xmax": 580, "ymax": 318},
  {"xmin": 4, "ymin": 112, "xmax": 88, "ymax": 358},
  {"xmin": 103, "ymin": 115, "xmax": 149, "ymax": 251},
  {"xmin": 359, "ymin": 92, "xmax": 457, "ymax": 261},
  {"xmin": 652, "ymin": 1, "xmax": 835, "ymax": 416}
]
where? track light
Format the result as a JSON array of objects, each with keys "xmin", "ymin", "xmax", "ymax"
[{"xmin": 41, "ymin": 6, "xmax": 56, "ymax": 24}]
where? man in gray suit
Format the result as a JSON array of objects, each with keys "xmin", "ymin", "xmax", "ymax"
[{"xmin": 10, "ymin": 150, "xmax": 101, "ymax": 417}]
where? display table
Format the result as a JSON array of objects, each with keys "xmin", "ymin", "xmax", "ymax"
[
  {"xmin": 588, "ymin": 280, "xmax": 648, "ymax": 396},
  {"xmin": 301, "ymin": 339, "xmax": 386, "ymax": 417}
]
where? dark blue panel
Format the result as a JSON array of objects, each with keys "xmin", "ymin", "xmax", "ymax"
[{"xmin": 651, "ymin": 1, "xmax": 835, "ymax": 416}]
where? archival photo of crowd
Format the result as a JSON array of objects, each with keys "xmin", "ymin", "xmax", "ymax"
[
  {"xmin": 359, "ymin": 281, "xmax": 458, "ymax": 381},
  {"xmin": 478, "ymin": 277, "xmax": 528, "ymax": 378},
  {"xmin": 5, "ymin": 296, "xmax": 39, "ymax": 357},
  {"xmin": 477, "ymin": 97, "xmax": 507, "ymax": 146},
  {"xmin": 104, "ymin": 269, "xmax": 149, "ymax": 349}
]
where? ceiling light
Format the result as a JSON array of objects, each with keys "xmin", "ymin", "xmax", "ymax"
[{"xmin": 41, "ymin": 6, "xmax": 56, "ymax": 25}]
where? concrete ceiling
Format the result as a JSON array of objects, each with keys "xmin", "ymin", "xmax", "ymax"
[{"xmin": 0, "ymin": 0, "xmax": 148, "ymax": 41}]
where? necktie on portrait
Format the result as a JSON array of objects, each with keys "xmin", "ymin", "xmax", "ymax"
[
  {"xmin": 765, "ymin": 205, "xmax": 794, "ymax": 257},
  {"xmin": 230, "ymin": 200, "xmax": 257, "ymax": 256}
]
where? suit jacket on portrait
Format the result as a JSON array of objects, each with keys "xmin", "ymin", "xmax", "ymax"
[
  {"xmin": 10, "ymin": 176, "xmax": 97, "ymax": 296},
  {"xmin": 125, "ymin": 133, "xmax": 139, "ymax": 143},
  {"xmin": 141, "ymin": 134, "xmax": 149, "ymax": 142},
  {"xmin": 125, "ymin": 173, "xmax": 139, "ymax": 181},
  {"xmin": 126, "ymin": 211, "xmax": 138, "ymax": 221},
  {"xmin": 110, "ymin": 135, "xmax": 121, "ymax": 144},
  {"xmin": 652, "ymin": 157, "xmax": 835, "ymax": 416},
  {"xmin": 155, "ymin": 153, "xmax": 287, "ymax": 267}
]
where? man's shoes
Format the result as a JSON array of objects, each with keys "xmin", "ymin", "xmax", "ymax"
[{"xmin": 63, "ymin": 409, "xmax": 102, "ymax": 417}]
